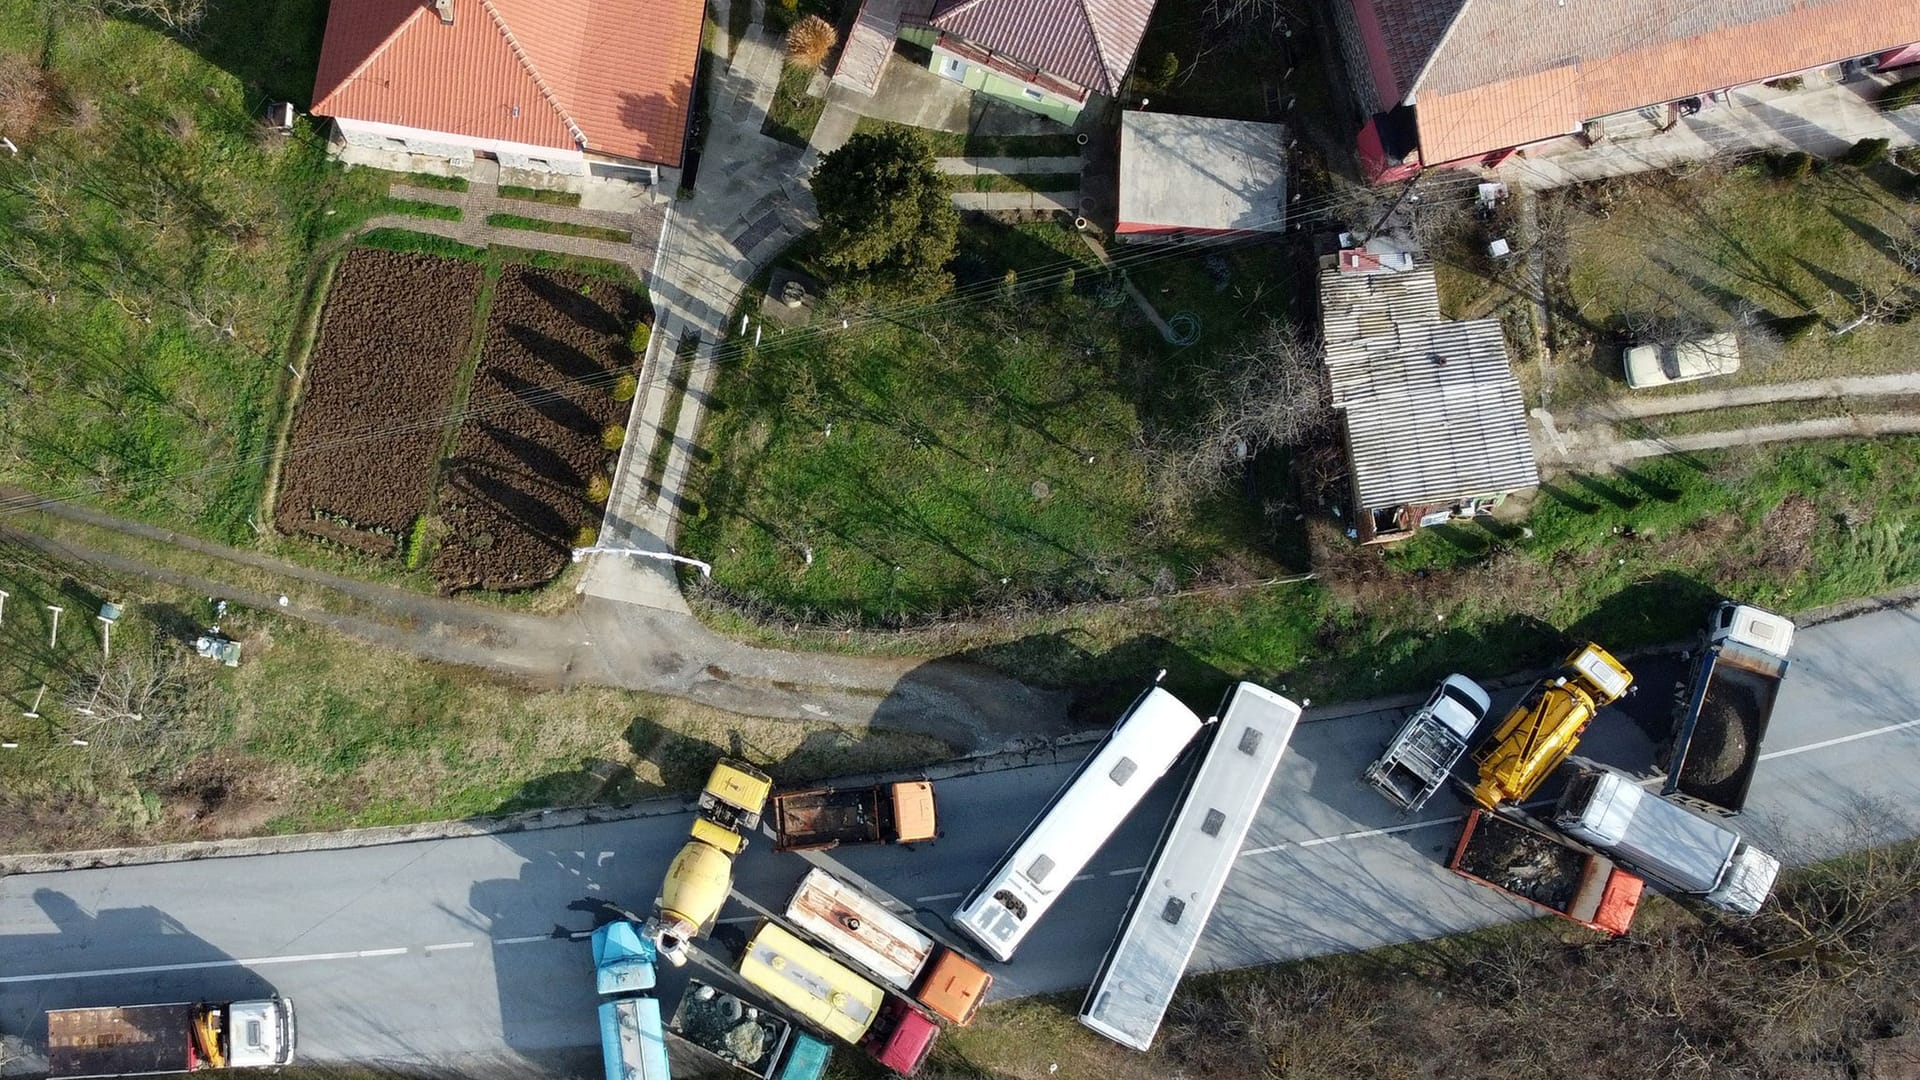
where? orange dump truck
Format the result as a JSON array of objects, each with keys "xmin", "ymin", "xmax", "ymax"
[
  {"xmin": 1448, "ymin": 810, "xmax": 1643, "ymax": 936},
  {"xmin": 771, "ymin": 781, "xmax": 937, "ymax": 852},
  {"xmin": 784, "ymin": 868, "xmax": 993, "ymax": 1026}
]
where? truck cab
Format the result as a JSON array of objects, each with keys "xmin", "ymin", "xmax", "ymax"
[
  {"xmin": 1710, "ymin": 601, "xmax": 1795, "ymax": 653},
  {"xmin": 220, "ymin": 1001, "xmax": 295, "ymax": 1070}
]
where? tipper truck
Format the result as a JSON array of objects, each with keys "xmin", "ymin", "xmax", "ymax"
[
  {"xmin": 1656, "ymin": 602, "xmax": 1793, "ymax": 816},
  {"xmin": 46, "ymin": 999, "xmax": 295, "ymax": 1079},
  {"xmin": 1448, "ymin": 809, "xmax": 1644, "ymax": 935},
  {"xmin": 649, "ymin": 759, "xmax": 773, "ymax": 965},
  {"xmin": 1469, "ymin": 642, "xmax": 1633, "ymax": 809},
  {"xmin": 1553, "ymin": 764, "xmax": 1781, "ymax": 915},
  {"xmin": 771, "ymin": 781, "xmax": 937, "ymax": 852},
  {"xmin": 666, "ymin": 980, "xmax": 833, "ymax": 1080},
  {"xmin": 783, "ymin": 867, "xmax": 993, "ymax": 1026},
  {"xmin": 591, "ymin": 921, "xmax": 671, "ymax": 1080},
  {"xmin": 1365, "ymin": 674, "xmax": 1492, "ymax": 812}
]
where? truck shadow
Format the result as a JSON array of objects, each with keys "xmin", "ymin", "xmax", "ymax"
[{"xmin": 0, "ymin": 889, "xmax": 276, "ymax": 1078}]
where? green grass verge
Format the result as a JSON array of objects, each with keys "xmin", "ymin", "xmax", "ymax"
[
  {"xmin": 948, "ymin": 171, "xmax": 1081, "ymax": 193},
  {"xmin": 399, "ymin": 172, "xmax": 469, "ymax": 192},
  {"xmin": 355, "ymin": 228, "xmax": 491, "ymax": 262},
  {"xmin": 852, "ymin": 116, "xmax": 1083, "ymax": 158},
  {"xmin": 496, "ymin": 184, "xmax": 582, "ymax": 207},
  {"xmin": 0, "ymin": 556, "xmax": 951, "ymax": 853},
  {"xmin": 377, "ymin": 196, "xmax": 462, "ymax": 221},
  {"xmin": 483, "ymin": 213, "xmax": 631, "ymax": 243},
  {"xmin": 764, "ymin": 61, "xmax": 826, "ymax": 148}
]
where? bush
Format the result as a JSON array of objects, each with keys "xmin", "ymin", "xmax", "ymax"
[
  {"xmin": 814, "ymin": 128, "xmax": 959, "ymax": 295},
  {"xmin": 628, "ymin": 322, "xmax": 651, "ymax": 356},
  {"xmin": 1060, "ymin": 267, "xmax": 1076, "ymax": 297},
  {"xmin": 786, "ymin": 15, "xmax": 836, "ymax": 69},
  {"xmin": 612, "ymin": 373, "xmax": 640, "ymax": 402},
  {"xmin": 1895, "ymin": 146, "xmax": 1920, "ymax": 172},
  {"xmin": 1771, "ymin": 150, "xmax": 1815, "ymax": 178},
  {"xmin": 1844, "ymin": 137, "xmax": 1891, "ymax": 167},
  {"xmin": 602, "ymin": 423, "xmax": 627, "ymax": 450},
  {"xmin": 1153, "ymin": 51, "xmax": 1179, "ymax": 86},
  {"xmin": 573, "ymin": 524, "xmax": 600, "ymax": 548},
  {"xmin": 1881, "ymin": 79, "xmax": 1920, "ymax": 112},
  {"xmin": 404, "ymin": 515, "xmax": 431, "ymax": 569},
  {"xmin": 0, "ymin": 52, "xmax": 51, "ymax": 136},
  {"xmin": 586, "ymin": 471, "xmax": 613, "ymax": 503},
  {"xmin": 1764, "ymin": 75, "xmax": 1804, "ymax": 92}
]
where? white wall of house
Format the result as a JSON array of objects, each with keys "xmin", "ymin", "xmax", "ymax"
[{"xmin": 333, "ymin": 116, "xmax": 588, "ymax": 175}]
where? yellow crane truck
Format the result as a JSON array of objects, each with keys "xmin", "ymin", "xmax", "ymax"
[
  {"xmin": 1469, "ymin": 642, "xmax": 1632, "ymax": 809},
  {"xmin": 647, "ymin": 759, "xmax": 773, "ymax": 965}
]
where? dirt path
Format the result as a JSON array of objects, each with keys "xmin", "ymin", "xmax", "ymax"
[
  {"xmin": 1571, "ymin": 372, "xmax": 1920, "ymax": 422},
  {"xmin": 1, "ymin": 495, "xmax": 1068, "ymax": 752}
]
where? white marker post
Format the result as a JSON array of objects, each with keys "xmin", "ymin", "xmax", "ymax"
[
  {"xmin": 45, "ymin": 605, "xmax": 62, "ymax": 648},
  {"xmin": 23, "ymin": 683, "xmax": 45, "ymax": 719}
]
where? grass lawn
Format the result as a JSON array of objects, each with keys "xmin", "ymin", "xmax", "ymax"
[
  {"xmin": 496, "ymin": 184, "xmax": 581, "ymax": 206},
  {"xmin": 1548, "ymin": 161, "xmax": 1920, "ymax": 406},
  {"xmin": 0, "ymin": 1, "xmax": 390, "ymax": 543},
  {"xmin": 0, "ymin": 555, "xmax": 949, "ymax": 853},
  {"xmin": 948, "ymin": 172, "xmax": 1082, "ymax": 194},
  {"xmin": 764, "ymin": 61, "xmax": 826, "ymax": 148},
  {"xmin": 484, "ymin": 212, "xmax": 631, "ymax": 243},
  {"xmin": 381, "ymin": 197, "xmax": 463, "ymax": 221},
  {"xmin": 698, "ymin": 436, "xmax": 1920, "ymax": 713},
  {"xmin": 851, "ymin": 117, "xmax": 1083, "ymax": 158},
  {"xmin": 682, "ymin": 221, "xmax": 1294, "ymax": 623}
]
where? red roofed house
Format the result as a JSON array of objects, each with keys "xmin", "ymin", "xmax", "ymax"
[
  {"xmin": 882, "ymin": 0, "xmax": 1158, "ymax": 124},
  {"xmin": 312, "ymin": 0, "xmax": 703, "ymax": 175},
  {"xmin": 1329, "ymin": 0, "xmax": 1920, "ymax": 182}
]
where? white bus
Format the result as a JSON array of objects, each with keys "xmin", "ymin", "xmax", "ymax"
[
  {"xmin": 953, "ymin": 683, "xmax": 1207, "ymax": 962},
  {"xmin": 1079, "ymin": 682, "xmax": 1302, "ymax": 1051}
]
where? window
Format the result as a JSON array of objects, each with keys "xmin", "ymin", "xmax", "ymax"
[
  {"xmin": 1027, "ymin": 855, "xmax": 1055, "ymax": 884},
  {"xmin": 1109, "ymin": 757, "xmax": 1138, "ymax": 785},
  {"xmin": 1161, "ymin": 898, "xmax": 1186, "ymax": 924},
  {"xmin": 1201, "ymin": 809, "xmax": 1226, "ymax": 837},
  {"xmin": 939, "ymin": 55, "xmax": 967, "ymax": 81},
  {"xmin": 1022, "ymin": 86, "xmax": 1047, "ymax": 102},
  {"xmin": 1238, "ymin": 728, "xmax": 1263, "ymax": 755}
]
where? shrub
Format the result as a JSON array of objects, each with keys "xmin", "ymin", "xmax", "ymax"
[
  {"xmin": 628, "ymin": 322, "xmax": 651, "ymax": 356},
  {"xmin": 404, "ymin": 515, "xmax": 431, "ymax": 569},
  {"xmin": 1060, "ymin": 267, "xmax": 1076, "ymax": 297},
  {"xmin": 786, "ymin": 15, "xmax": 836, "ymax": 69},
  {"xmin": 1771, "ymin": 150, "xmax": 1815, "ymax": 178},
  {"xmin": 1844, "ymin": 137, "xmax": 1891, "ymax": 168},
  {"xmin": 586, "ymin": 471, "xmax": 613, "ymax": 503},
  {"xmin": 1000, "ymin": 268, "xmax": 1018, "ymax": 301},
  {"xmin": 573, "ymin": 524, "xmax": 600, "ymax": 548},
  {"xmin": 612, "ymin": 373, "xmax": 639, "ymax": 402},
  {"xmin": 1153, "ymin": 51, "xmax": 1179, "ymax": 86},
  {"xmin": 1881, "ymin": 79, "xmax": 1920, "ymax": 112},
  {"xmin": 602, "ymin": 423, "xmax": 627, "ymax": 450},
  {"xmin": 1764, "ymin": 75, "xmax": 1804, "ymax": 92},
  {"xmin": 0, "ymin": 52, "xmax": 50, "ymax": 136}
]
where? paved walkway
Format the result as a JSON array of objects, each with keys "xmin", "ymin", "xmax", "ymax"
[
  {"xmin": 585, "ymin": 9, "xmax": 823, "ymax": 613},
  {"xmin": 936, "ymin": 155, "xmax": 1082, "ymax": 175},
  {"xmin": 1571, "ymin": 372, "xmax": 1920, "ymax": 422},
  {"xmin": 950, "ymin": 190, "xmax": 1079, "ymax": 212},
  {"xmin": 373, "ymin": 179, "xmax": 667, "ymax": 281},
  {"xmin": 830, "ymin": 0, "xmax": 906, "ymax": 94}
]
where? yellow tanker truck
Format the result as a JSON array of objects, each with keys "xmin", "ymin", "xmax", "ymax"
[
  {"xmin": 1469, "ymin": 642, "xmax": 1632, "ymax": 809},
  {"xmin": 648, "ymin": 759, "xmax": 773, "ymax": 965}
]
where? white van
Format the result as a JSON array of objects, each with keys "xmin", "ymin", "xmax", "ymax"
[{"xmin": 1623, "ymin": 332, "xmax": 1740, "ymax": 389}]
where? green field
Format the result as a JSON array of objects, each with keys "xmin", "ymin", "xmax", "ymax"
[
  {"xmin": 681, "ymin": 222, "xmax": 1297, "ymax": 623},
  {"xmin": 0, "ymin": 1, "xmax": 390, "ymax": 542}
]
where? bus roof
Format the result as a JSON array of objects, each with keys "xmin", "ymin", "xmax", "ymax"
[
  {"xmin": 953, "ymin": 684, "xmax": 1207, "ymax": 961},
  {"xmin": 1079, "ymin": 682, "xmax": 1302, "ymax": 1051},
  {"xmin": 738, "ymin": 922, "xmax": 885, "ymax": 1045}
]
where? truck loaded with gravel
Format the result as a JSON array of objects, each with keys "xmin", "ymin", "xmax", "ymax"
[{"xmin": 1657, "ymin": 603, "xmax": 1793, "ymax": 816}]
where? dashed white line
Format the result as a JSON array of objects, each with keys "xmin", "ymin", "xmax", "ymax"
[
  {"xmin": 914, "ymin": 891, "xmax": 963, "ymax": 903},
  {"xmin": 0, "ymin": 947, "xmax": 410, "ymax": 984},
  {"xmin": 1758, "ymin": 718, "xmax": 1920, "ymax": 761},
  {"xmin": 496, "ymin": 934, "xmax": 556, "ymax": 946},
  {"xmin": 1107, "ymin": 865, "xmax": 1145, "ymax": 877},
  {"xmin": 423, "ymin": 940, "xmax": 475, "ymax": 953}
]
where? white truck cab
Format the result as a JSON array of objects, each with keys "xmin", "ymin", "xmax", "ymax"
[
  {"xmin": 1709, "ymin": 601, "xmax": 1794, "ymax": 657},
  {"xmin": 225, "ymin": 998, "xmax": 296, "ymax": 1068}
]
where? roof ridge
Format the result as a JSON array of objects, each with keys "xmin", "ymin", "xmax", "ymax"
[
  {"xmin": 1405, "ymin": 0, "xmax": 1474, "ymax": 100},
  {"xmin": 1069, "ymin": 0, "xmax": 1116, "ymax": 93},
  {"xmin": 931, "ymin": 0, "xmax": 995, "ymax": 27},
  {"xmin": 481, "ymin": 0, "xmax": 588, "ymax": 148},
  {"xmin": 313, "ymin": 4, "xmax": 429, "ymax": 114}
]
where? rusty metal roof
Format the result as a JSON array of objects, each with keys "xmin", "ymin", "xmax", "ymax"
[
  {"xmin": 929, "ymin": 0, "xmax": 1156, "ymax": 95},
  {"xmin": 312, "ymin": 0, "xmax": 702, "ymax": 166}
]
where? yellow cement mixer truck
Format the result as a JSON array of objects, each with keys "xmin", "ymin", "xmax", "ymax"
[
  {"xmin": 648, "ymin": 759, "xmax": 773, "ymax": 965},
  {"xmin": 1469, "ymin": 642, "xmax": 1632, "ymax": 809}
]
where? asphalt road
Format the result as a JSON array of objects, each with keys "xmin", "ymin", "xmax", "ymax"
[{"xmin": 3, "ymin": 605, "xmax": 1919, "ymax": 1074}]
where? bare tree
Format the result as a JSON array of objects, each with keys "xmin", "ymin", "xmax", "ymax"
[
  {"xmin": 1148, "ymin": 320, "xmax": 1331, "ymax": 519},
  {"xmin": 0, "ymin": 52, "xmax": 49, "ymax": 137},
  {"xmin": 64, "ymin": 643, "xmax": 210, "ymax": 755},
  {"xmin": 95, "ymin": 0, "xmax": 211, "ymax": 36},
  {"xmin": 1832, "ymin": 287, "xmax": 1915, "ymax": 336}
]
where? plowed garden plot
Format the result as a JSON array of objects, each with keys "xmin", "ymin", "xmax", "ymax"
[
  {"xmin": 432, "ymin": 267, "xmax": 646, "ymax": 592},
  {"xmin": 276, "ymin": 250, "xmax": 482, "ymax": 555}
]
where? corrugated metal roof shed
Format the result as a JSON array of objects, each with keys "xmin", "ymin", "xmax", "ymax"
[{"xmin": 1320, "ymin": 264, "xmax": 1539, "ymax": 511}]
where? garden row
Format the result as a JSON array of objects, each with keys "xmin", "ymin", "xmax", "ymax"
[{"xmin": 276, "ymin": 248, "xmax": 647, "ymax": 592}]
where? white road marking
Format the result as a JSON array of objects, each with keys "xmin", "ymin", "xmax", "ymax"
[
  {"xmin": 1758, "ymin": 718, "xmax": 1920, "ymax": 761},
  {"xmin": 423, "ymin": 941, "xmax": 474, "ymax": 953},
  {"xmin": 0, "ymin": 947, "xmax": 410, "ymax": 984},
  {"xmin": 1107, "ymin": 865, "xmax": 1145, "ymax": 877},
  {"xmin": 495, "ymin": 934, "xmax": 557, "ymax": 945},
  {"xmin": 915, "ymin": 891, "xmax": 963, "ymax": 903}
]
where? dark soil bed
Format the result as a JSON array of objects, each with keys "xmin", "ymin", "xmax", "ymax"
[
  {"xmin": 1455, "ymin": 814, "xmax": 1582, "ymax": 913},
  {"xmin": 277, "ymin": 249, "xmax": 482, "ymax": 554},
  {"xmin": 1677, "ymin": 674, "xmax": 1765, "ymax": 806},
  {"xmin": 431, "ymin": 266, "xmax": 646, "ymax": 592}
]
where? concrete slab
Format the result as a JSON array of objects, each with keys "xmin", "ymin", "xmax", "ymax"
[
  {"xmin": 1117, "ymin": 112, "xmax": 1287, "ymax": 237},
  {"xmin": 854, "ymin": 57, "xmax": 972, "ymax": 131},
  {"xmin": 936, "ymin": 155, "xmax": 1082, "ymax": 175},
  {"xmin": 949, "ymin": 190, "xmax": 1079, "ymax": 212}
]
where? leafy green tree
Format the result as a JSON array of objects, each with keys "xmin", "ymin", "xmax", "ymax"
[{"xmin": 812, "ymin": 128, "xmax": 958, "ymax": 294}]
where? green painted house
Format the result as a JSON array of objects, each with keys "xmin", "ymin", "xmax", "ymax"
[{"xmin": 890, "ymin": 0, "xmax": 1159, "ymax": 124}]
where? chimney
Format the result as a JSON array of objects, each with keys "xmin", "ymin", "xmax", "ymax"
[{"xmin": 435, "ymin": 0, "xmax": 454, "ymax": 24}]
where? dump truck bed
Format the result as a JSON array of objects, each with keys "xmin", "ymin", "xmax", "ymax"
[
  {"xmin": 667, "ymin": 980, "xmax": 794, "ymax": 1080},
  {"xmin": 772, "ymin": 787, "xmax": 884, "ymax": 851},
  {"xmin": 48, "ymin": 1004, "xmax": 196, "ymax": 1079},
  {"xmin": 1449, "ymin": 811, "xmax": 1641, "ymax": 935},
  {"xmin": 1663, "ymin": 643, "xmax": 1786, "ymax": 815}
]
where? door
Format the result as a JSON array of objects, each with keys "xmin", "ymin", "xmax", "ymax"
[{"xmin": 938, "ymin": 55, "xmax": 967, "ymax": 81}]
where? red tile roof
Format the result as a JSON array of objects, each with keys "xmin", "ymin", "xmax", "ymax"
[
  {"xmin": 1389, "ymin": 0, "xmax": 1920, "ymax": 165},
  {"xmin": 312, "ymin": 0, "xmax": 702, "ymax": 166},
  {"xmin": 929, "ymin": 0, "xmax": 1155, "ymax": 96}
]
